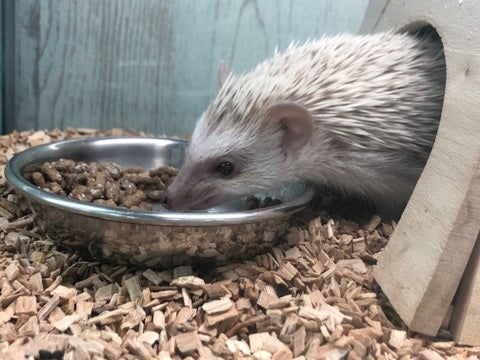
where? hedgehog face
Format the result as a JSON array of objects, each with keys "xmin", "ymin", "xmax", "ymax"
[
  {"xmin": 165, "ymin": 147, "xmax": 257, "ymax": 210},
  {"xmin": 166, "ymin": 102, "xmax": 313, "ymax": 211},
  {"xmin": 165, "ymin": 123, "xmax": 280, "ymax": 210}
]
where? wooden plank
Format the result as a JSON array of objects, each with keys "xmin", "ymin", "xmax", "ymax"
[
  {"xmin": 450, "ymin": 233, "xmax": 480, "ymax": 346},
  {"xmin": 3, "ymin": 0, "xmax": 16, "ymax": 135},
  {"xmin": 12, "ymin": 0, "xmax": 368, "ymax": 135},
  {"xmin": 361, "ymin": 0, "xmax": 480, "ymax": 337}
]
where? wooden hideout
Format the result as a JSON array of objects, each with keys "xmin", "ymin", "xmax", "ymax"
[{"xmin": 361, "ymin": 0, "xmax": 480, "ymax": 346}]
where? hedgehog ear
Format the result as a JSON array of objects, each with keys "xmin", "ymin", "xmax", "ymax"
[
  {"xmin": 267, "ymin": 102, "xmax": 313, "ymax": 155},
  {"xmin": 218, "ymin": 60, "xmax": 231, "ymax": 88}
]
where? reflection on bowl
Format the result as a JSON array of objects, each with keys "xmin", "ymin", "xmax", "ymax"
[{"xmin": 5, "ymin": 137, "xmax": 315, "ymax": 268}]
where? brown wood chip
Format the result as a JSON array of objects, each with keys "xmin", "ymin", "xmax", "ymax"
[{"xmin": 0, "ymin": 128, "xmax": 477, "ymax": 359}]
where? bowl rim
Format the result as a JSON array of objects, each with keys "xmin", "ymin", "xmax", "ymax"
[{"xmin": 5, "ymin": 136, "xmax": 316, "ymax": 226}]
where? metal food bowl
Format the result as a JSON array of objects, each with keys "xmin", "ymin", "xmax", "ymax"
[{"xmin": 5, "ymin": 137, "xmax": 315, "ymax": 268}]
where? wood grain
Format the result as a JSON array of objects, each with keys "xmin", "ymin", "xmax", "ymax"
[
  {"xmin": 10, "ymin": 0, "xmax": 368, "ymax": 135},
  {"xmin": 3, "ymin": 0, "xmax": 16, "ymax": 136},
  {"xmin": 362, "ymin": 0, "xmax": 480, "ymax": 339}
]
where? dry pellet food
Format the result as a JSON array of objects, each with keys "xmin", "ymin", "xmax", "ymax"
[
  {"xmin": 24, "ymin": 159, "xmax": 178, "ymax": 210},
  {"xmin": 24, "ymin": 159, "xmax": 282, "ymax": 211}
]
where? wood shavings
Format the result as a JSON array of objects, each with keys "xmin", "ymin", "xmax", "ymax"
[
  {"xmin": 202, "ymin": 297, "xmax": 234, "ymax": 314},
  {"xmin": 0, "ymin": 129, "xmax": 478, "ymax": 359}
]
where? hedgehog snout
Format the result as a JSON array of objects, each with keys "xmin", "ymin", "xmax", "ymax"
[
  {"xmin": 164, "ymin": 186, "xmax": 201, "ymax": 211},
  {"xmin": 163, "ymin": 189, "xmax": 174, "ymax": 210},
  {"xmin": 163, "ymin": 187, "xmax": 183, "ymax": 211},
  {"xmin": 163, "ymin": 170, "xmax": 192, "ymax": 210},
  {"xmin": 165, "ymin": 168, "xmax": 222, "ymax": 211}
]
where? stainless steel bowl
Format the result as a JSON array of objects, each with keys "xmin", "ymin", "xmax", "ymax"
[{"xmin": 5, "ymin": 137, "xmax": 315, "ymax": 268}]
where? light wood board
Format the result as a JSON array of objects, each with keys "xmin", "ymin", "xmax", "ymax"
[{"xmin": 361, "ymin": 0, "xmax": 480, "ymax": 337}]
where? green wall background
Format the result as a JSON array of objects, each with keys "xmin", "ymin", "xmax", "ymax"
[{"xmin": 6, "ymin": 0, "xmax": 369, "ymax": 136}]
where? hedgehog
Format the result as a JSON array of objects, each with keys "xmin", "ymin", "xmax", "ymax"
[{"xmin": 165, "ymin": 31, "xmax": 446, "ymax": 219}]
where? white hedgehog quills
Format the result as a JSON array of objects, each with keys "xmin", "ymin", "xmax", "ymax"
[{"xmin": 166, "ymin": 31, "xmax": 446, "ymax": 219}]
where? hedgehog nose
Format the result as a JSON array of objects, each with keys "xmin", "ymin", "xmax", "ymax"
[
  {"xmin": 164, "ymin": 188, "xmax": 183, "ymax": 211},
  {"xmin": 164, "ymin": 190, "xmax": 172, "ymax": 210}
]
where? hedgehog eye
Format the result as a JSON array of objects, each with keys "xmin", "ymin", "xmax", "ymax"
[{"xmin": 215, "ymin": 161, "xmax": 234, "ymax": 176}]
